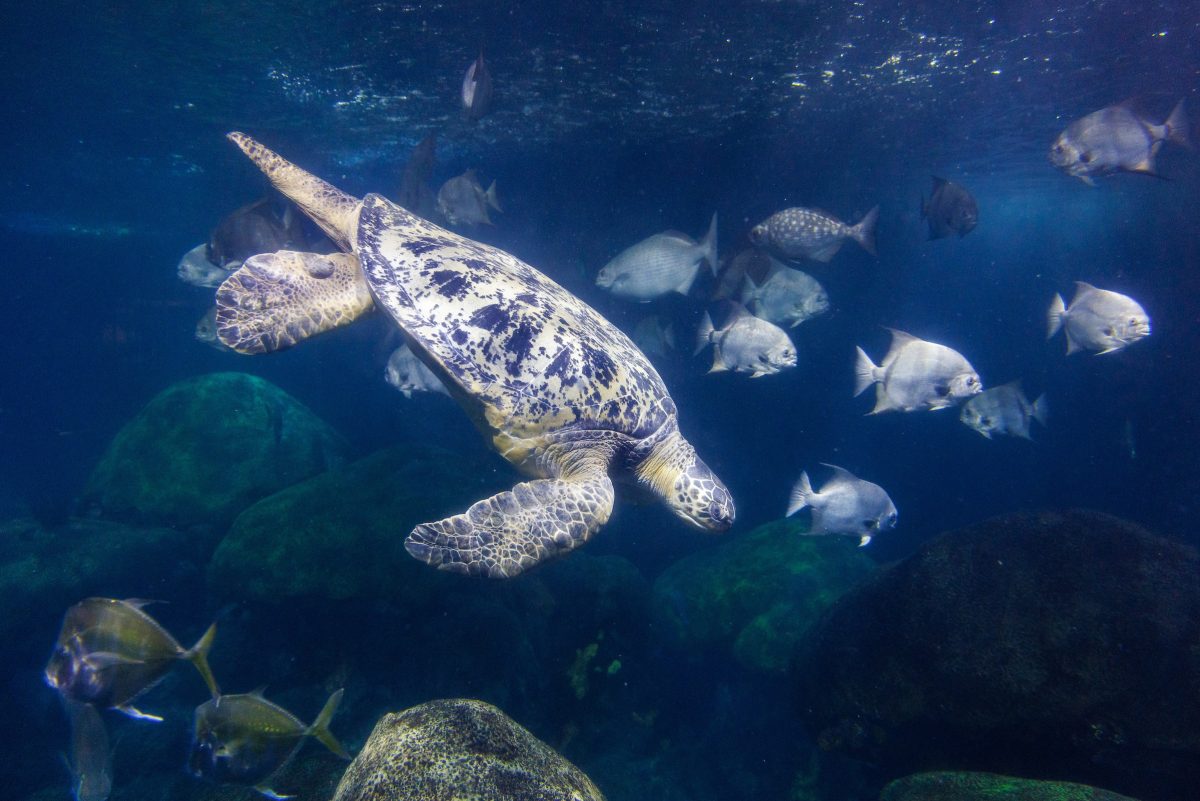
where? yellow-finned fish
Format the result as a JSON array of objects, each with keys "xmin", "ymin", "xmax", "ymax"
[
  {"xmin": 44, "ymin": 598, "xmax": 219, "ymax": 721},
  {"xmin": 188, "ymin": 688, "xmax": 350, "ymax": 800}
]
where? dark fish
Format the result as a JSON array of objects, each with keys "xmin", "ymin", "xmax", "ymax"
[
  {"xmin": 63, "ymin": 699, "xmax": 112, "ymax": 801},
  {"xmin": 920, "ymin": 176, "xmax": 977, "ymax": 239},
  {"xmin": 44, "ymin": 598, "xmax": 219, "ymax": 720},
  {"xmin": 1050, "ymin": 99, "xmax": 1189, "ymax": 183},
  {"xmin": 188, "ymin": 689, "xmax": 349, "ymax": 799},
  {"xmin": 397, "ymin": 134, "xmax": 439, "ymax": 220},
  {"xmin": 437, "ymin": 169, "xmax": 501, "ymax": 226},
  {"xmin": 208, "ymin": 197, "xmax": 306, "ymax": 269},
  {"xmin": 461, "ymin": 53, "xmax": 493, "ymax": 121}
]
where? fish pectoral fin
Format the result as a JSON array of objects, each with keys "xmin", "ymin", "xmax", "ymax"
[
  {"xmin": 858, "ymin": 535, "xmax": 872, "ymax": 547},
  {"xmin": 83, "ymin": 651, "xmax": 145, "ymax": 669},
  {"xmin": 116, "ymin": 705, "xmax": 164, "ymax": 722},
  {"xmin": 255, "ymin": 786, "xmax": 295, "ymax": 800},
  {"xmin": 1078, "ymin": 175, "xmax": 1097, "ymax": 187}
]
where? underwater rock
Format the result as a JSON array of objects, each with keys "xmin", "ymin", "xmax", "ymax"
[
  {"xmin": 207, "ymin": 445, "xmax": 503, "ymax": 603},
  {"xmin": 332, "ymin": 698, "xmax": 606, "ymax": 801},
  {"xmin": 881, "ymin": 771, "xmax": 1141, "ymax": 801},
  {"xmin": 82, "ymin": 372, "xmax": 348, "ymax": 531},
  {"xmin": 651, "ymin": 518, "xmax": 876, "ymax": 673},
  {"xmin": 797, "ymin": 510, "xmax": 1200, "ymax": 798},
  {"xmin": 0, "ymin": 516, "xmax": 205, "ymax": 645}
]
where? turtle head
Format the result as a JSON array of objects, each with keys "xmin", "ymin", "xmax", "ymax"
[
  {"xmin": 227, "ymin": 132, "xmax": 362, "ymax": 251},
  {"xmin": 636, "ymin": 425, "xmax": 735, "ymax": 533}
]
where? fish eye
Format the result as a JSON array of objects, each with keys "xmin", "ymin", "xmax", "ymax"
[
  {"xmin": 981, "ymin": 417, "xmax": 992, "ymax": 426},
  {"xmin": 1081, "ymin": 152, "xmax": 1094, "ymax": 163}
]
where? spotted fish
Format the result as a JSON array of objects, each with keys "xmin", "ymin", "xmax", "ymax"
[{"xmin": 750, "ymin": 206, "xmax": 878, "ymax": 262}]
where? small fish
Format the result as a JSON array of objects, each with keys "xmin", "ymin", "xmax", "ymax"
[
  {"xmin": 786, "ymin": 464, "xmax": 897, "ymax": 546},
  {"xmin": 696, "ymin": 304, "xmax": 796, "ymax": 377},
  {"xmin": 595, "ymin": 214, "xmax": 718, "ymax": 302},
  {"xmin": 1050, "ymin": 100, "xmax": 1189, "ymax": 184},
  {"xmin": 397, "ymin": 134, "xmax": 438, "ymax": 220},
  {"xmin": 188, "ymin": 688, "xmax": 350, "ymax": 799},
  {"xmin": 920, "ymin": 176, "xmax": 978, "ymax": 240},
  {"xmin": 854, "ymin": 329, "xmax": 982, "ymax": 413},
  {"xmin": 45, "ymin": 598, "xmax": 219, "ymax": 720},
  {"xmin": 1047, "ymin": 282, "xmax": 1150, "ymax": 355},
  {"xmin": 631, "ymin": 314, "xmax": 676, "ymax": 358},
  {"xmin": 750, "ymin": 206, "xmax": 878, "ymax": 262},
  {"xmin": 960, "ymin": 381, "xmax": 1048, "ymax": 440},
  {"xmin": 195, "ymin": 307, "xmax": 233, "ymax": 352},
  {"xmin": 740, "ymin": 259, "xmax": 829, "ymax": 328},
  {"xmin": 436, "ymin": 169, "xmax": 501, "ymax": 226},
  {"xmin": 177, "ymin": 243, "xmax": 231, "ymax": 289},
  {"xmin": 384, "ymin": 343, "xmax": 450, "ymax": 398},
  {"xmin": 461, "ymin": 53, "xmax": 494, "ymax": 122},
  {"xmin": 63, "ymin": 700, "xmax": 113, "ymax": 801}
]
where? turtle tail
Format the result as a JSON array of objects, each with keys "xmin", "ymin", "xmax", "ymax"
[{"xmin": 405, "ymin": 474, "xmax": 615, "ymax": 578}]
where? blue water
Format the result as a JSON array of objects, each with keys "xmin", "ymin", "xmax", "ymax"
[{"xmin": 2, "ymin": 2, "xmax": 1198, "ymax": 800}]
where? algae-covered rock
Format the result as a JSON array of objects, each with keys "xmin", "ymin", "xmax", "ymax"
[
  {"xmin": 82, "ymin": 372, "xmax": 348, "ymax": 530},
  {"xmin": 881, "ymin": 771, "xmax": 1141, "ymax": 801},
  {"xmin": 798, "ymin": 510, "xmax": 1200, "ymax": 798},
  {"xmin": 332, "ymin": 699, "xmax": 606, "ymax": 801},
  {"xmin": 651, "ymin": 518, "xmax": 876, "ymax": 672},
  {"xmin": 208, "ymin": 445, "xmax": 502, "ymax": 603},
  {"xmin": 0, "ymin": 516, "xmax": 204, "ymax": 644}
]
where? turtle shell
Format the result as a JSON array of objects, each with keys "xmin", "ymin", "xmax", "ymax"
[{"xmin": 355, "ymin": 193, "xmax": 673, "ymax": 445}]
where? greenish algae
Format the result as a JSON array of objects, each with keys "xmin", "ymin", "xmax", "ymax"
[
  {"xmin": 651, "ymin": 517, "xmax": 876, "ymax": 673},
  {"xmin": 82, "ymin": 372, "xmax": 348, "ymax": 531},
  {"xmin": 880, "ymin": 771, "xmax": 1141, "ymax": 801}
]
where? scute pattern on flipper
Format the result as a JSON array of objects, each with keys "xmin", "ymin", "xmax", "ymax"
[
  {"xmin": 406, "ymin": 468, "xmax": 615, "ymax": 578},
  {"xmin": 216, "ymin": 251, "xmax": 374, "ymax": 354},
  {"xmin": 355, "ymin": 194, "xmax": 673, "ymax": 442}
]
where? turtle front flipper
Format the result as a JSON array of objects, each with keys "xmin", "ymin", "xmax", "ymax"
[
  {"xmin": 405, "ymin": 473, "xmax": 615, "ymax": 578},
  {"xmin": 215, "ymin": 250, "xmax": 374, "ymax": 354}
]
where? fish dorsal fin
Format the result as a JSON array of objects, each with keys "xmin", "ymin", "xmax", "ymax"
[
  {"xmin": 659, "ymin": 230, "xmax": 697, "ymax": 245},
  {"xmin": 121, "ymin": 598, "xmax": 165, "ymax": 610},
  {"xmin": 1000, "ymin": 378, "xmax": 1023, "ymax": 392},
  {"xmin": 931, "ymin": 176, "xmax": 948, "ymax": 190},
  {"xmin": 248, "ymin": 685, "xmax": 269, "ymax": 698},
  {"xmin": 819, "ymin": 463, "xmax": 858, "ymax": 485},
  {"xmin": 1072, "ymin": 282, "xmax": 1098, "ymax": 303},
  {"xmin": 882, "ymin": 328, "xmax": 920, "ymax": 364},
  {"xmin": 461, "ymin": 168, "xmax": 477, "ymax": 182}
]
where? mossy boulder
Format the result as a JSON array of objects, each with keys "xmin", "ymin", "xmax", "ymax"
[
  {"xmin": 0, "ymin": 516, "xmax": 206, "ymax": 645},
  {"xmin": 651, "ymin": 518, "xmax": 876, "ymax": 673},
  {"xmin": 333, "ymin": 699, "xmax": 606, "ymax": 801},
  {"xmin": 82, "ymin": 372, "xmax": 348, "ymax": 530},
  {"xmin": 207, "ymin": 445, "xmax": 504, "ymax": 603},
  {"xmin": 881, "ymin": 771, "xmax": 1140, "ymax": 801},
  {"xmin": 797, "ymin": 510, "xmax": 1200, "ymax": 799}
]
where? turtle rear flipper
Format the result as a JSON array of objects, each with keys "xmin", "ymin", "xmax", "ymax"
[
  {"xmin": 405, "ymin": 474, "xmax": 614, "ymax": 578},
  {"xmin": 215, "ymin": 250, "xmax": 374, "ymax": 354}
]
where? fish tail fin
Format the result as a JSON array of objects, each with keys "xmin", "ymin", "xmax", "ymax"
[
  {"xmin": 850, "ymin": 205, "xmax": 879, "ymax": 256},
  {"xmin": 787, "ymin": 472, "xmax": 814, "ymax": 517},
  {"xmin": 184, "ymin": 622, "xmax": 221, "ymax": 700},
  {"xmin": 699, "ymin": 212, "xmax": 719, "ymax": 276},
  {"xmin": 694, "ymin": 311, "xmax": 715, "ymax": 355},
  {"xmin": 484, "ymin": 181, "xmax": 503, "ymax": 213},
  {"xmin": 853, "ymin": 346, "xmax": 879, "ymax": 397},
  {"xmin": 308, "ymin": 689, "xmax": 350, "ymax": 760},
  {"xmin": 1164, "ymin": 99, "xmax": 1190, "ymax": 148},
  {"xmin": 1031, "ymin": 394, "xmax": 1049, "ymax": 427},
  {"xmin": 739, "ymin": 275, "xmax": 759, "ymax": 310},
  {"xmin": 1046, "ymin": 294, "xmax": 1066, "ymax": 340}
]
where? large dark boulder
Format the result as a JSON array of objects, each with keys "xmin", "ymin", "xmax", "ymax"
[
  {"xmin": 881, "ymin": 771, "xmax": 1140, "ymax": 801},
  {"xmin": 652, "ymin": 518, "xmax": 876, "ymax": 673},
  {"xmin": 207, "ymin": 445, "xmax": 504, "ymax": 603},
  {"xmin": 796, "ymin": 510, "xmax": 1200, "ymax": 800},
  {"xmin": 82, "ymin": 372, "xmax": 348, "ymax": 531},
  {"xmin": 332, "ymin": 699, "xmax": 606, "ymax": 801}
]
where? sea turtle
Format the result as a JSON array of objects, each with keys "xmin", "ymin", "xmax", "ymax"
[{"xmin": 215, "ymin": 133, "xmax": 734, "ymax": 578}]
